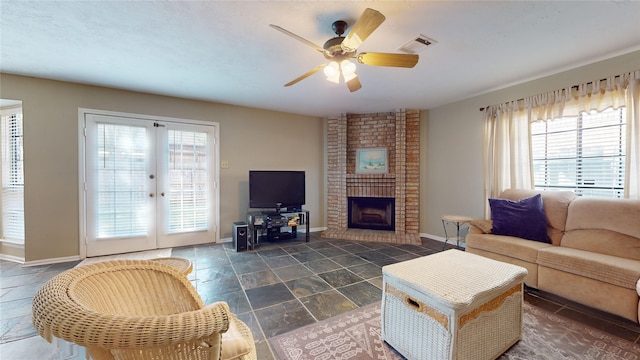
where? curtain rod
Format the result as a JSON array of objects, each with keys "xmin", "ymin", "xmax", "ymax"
[{"xmin": 478, "ymin": 77, "xmax": 613, "ymax": 112}]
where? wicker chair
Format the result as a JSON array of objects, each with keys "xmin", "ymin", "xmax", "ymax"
[{"xmin": 32, "ymin": 260, "xmax": 257, "ymax": 360}]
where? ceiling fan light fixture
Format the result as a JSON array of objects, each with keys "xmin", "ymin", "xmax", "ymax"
[
  {"xmin": 340, "ymin": 60, "xmax": 356, "ymax": 76},
  {"xmin": 324, "ymin": 61, "xmax": 340, "ymax": 83},
  {"xmin": 326, "ymin": 73, "xmax": 340, "ymax": 84},
  {"xmin": 341, "ymin": 60, "xmax": 358, "ymax": 82},
  {"xmin": 324, "ymin": 61, "xmax": 339, "ymax": 76}
]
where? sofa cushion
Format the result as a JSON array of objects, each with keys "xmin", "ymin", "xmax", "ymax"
[
  {"xmin": 499, "ymin": 189, "xmax": 575, "ymax": 246},
  {"xmin": 537, "ymin": 246, "xmax": 640, "ymax": 290},
  {"xmin": 221, "ymin": 315, "xmax": 253, "ymax": 360},
  {"xmin": 465, "ymin": 233, "xmax": 553, "ymax": 264},
  {"xmin": 562, "ymin": 197, "xmax": 640, "ymax": 260},
  {"xmin": 489, "ymin": 194, "xmax": 550, "ymax": 243}
]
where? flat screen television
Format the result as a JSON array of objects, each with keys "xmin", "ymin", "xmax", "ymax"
[{"xmin": 249, "ymin": 170, "xmax": 305, "ymax": 211}]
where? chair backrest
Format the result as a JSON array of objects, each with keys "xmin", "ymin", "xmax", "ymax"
[
  {"xmin": 32, "ymin": 260, "xmax": 227, "ymax": 360},
  {"xmin": 69, "ymin": 263, "xmax": 201, "ymax": 316}
]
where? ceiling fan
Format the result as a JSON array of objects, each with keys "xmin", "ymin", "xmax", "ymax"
[{"xmin": 270, "ymin": 8, "xmax": 419, "ymax": 92}]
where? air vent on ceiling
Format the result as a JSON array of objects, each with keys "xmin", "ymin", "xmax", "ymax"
[{"xmin": 399, "ymin": 34, "xmax": 437, "ymax": 54}]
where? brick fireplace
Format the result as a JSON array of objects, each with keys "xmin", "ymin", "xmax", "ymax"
[{"xmin": 321, "ymin": 109, "xmax": 420, "ymax": 244}]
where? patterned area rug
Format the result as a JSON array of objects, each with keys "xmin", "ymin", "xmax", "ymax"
[
  {"xmin": 76, "ymin": 248, "xmax": 172, "ymax": 267},
  {"xmin": 270, "ymin": 301, "xmax": 640, "ymax": 360}
]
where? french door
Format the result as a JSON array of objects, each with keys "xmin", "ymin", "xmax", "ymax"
[{"xmin": 82, "ymin": 112, "xmax": 218, "ymax": 257}]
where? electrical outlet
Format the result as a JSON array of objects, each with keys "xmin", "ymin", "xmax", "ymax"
[{"xmin": 221, "ymin": 160, "xmax": 229, "ymax": 169}]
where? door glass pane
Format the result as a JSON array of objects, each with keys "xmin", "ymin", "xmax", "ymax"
[
  {"xmin": 95, "ymin": 123, "xmax": 148, "ymax": 238},
  {"xmin": 167, "ymin": 130, "xmax": 208, "ymax": 233}
]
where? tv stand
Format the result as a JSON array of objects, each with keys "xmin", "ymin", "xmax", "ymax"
[{"xmin": 246, "ymin": 209, "xmax": 310, "ymax": 250}]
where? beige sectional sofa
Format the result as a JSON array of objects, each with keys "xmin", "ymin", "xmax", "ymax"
[{"xmin": 465, "ymin": 189, "xmax": 640, "ymax": 323}]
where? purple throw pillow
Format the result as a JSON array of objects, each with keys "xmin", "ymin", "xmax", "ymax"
[{"xmin": 488, "ymin": 194, "xmax": 551, "ymax": 243}]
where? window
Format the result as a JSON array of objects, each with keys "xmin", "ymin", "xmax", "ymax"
[
  {"xmin": 532, "ymin": 107, "xmax": 626, "ymax": 198},
  {"xmin": 1, "ymin": 110, "xmax": 25, "ymax": 242}
]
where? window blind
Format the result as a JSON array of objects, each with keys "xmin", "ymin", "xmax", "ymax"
[
  {"xmin": 167, "ymin": 129, "xmax": 208, "ymax": 233},
  {"xmin": 95, "ymin": 123, "xmax": 148, "ymax": 238},
  {"xmin": 1, "ymin": 113, "xmax": 25, "ymax": 242},
  {"xmin": 532, "ymin": 107, "xmax": 626, "ymax": 198}
]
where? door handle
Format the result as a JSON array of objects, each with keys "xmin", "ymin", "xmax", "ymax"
[{"xmin": 149, "ymin": 193, "xmax": 155, "ymax": 198}]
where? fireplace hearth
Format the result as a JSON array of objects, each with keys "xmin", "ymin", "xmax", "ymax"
[{"xmin": 348, "ymin": 197, "xmax": 395, "ymax": 231}]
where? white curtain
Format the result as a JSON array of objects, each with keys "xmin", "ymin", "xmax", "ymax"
[
  {"xmin": 624, "ymin": 71, "xmax": 640, "ymax": 199},
  {"xmin": 482, "ymin": 101, "xmax": 532, "ymax": 215},
  {"xmin": 483, "ymin": 70, "xmax": 640, "ymax": 215}
]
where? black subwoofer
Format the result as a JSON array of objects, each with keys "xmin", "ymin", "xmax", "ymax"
[{"xmin": 233, "ymin": 221, "xmax": 248, "ymax": 252}]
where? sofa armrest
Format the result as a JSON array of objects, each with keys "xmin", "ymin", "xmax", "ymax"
[{"xmin": 469, "ymin": 219, "xmax": 493, "ymax": 234}]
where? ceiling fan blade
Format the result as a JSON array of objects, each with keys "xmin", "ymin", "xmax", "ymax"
[
  {"xmin": 346, "ymin": 76, "xmax": 362, "ymax": 92},
  {"xmin": 356, "ymin": 52, "xmax": 419, "ymax": 68},
  {"xmin": 269, "ymin": 24, "xmax": 326, "ymax": 54},
  {"xmin": 284, "ymin": 64, "xmax": 327, "ymax": 87},
  {"xmin": 341, "ymin": 8, "xmax": 386, "ymax": 52}
]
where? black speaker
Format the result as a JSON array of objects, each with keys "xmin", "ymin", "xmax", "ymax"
[{"xmin": 233, "ymin": 222, "xmax": 248, "ymax": 252}]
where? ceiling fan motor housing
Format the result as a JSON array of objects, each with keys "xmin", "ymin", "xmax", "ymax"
[
  {"xmin": 323, "ymin": 37, "xmax": 354, "ymax": 60},
  {"xmin": 323, "ymin": 20, "xmax": 354, "ymax": 60}
]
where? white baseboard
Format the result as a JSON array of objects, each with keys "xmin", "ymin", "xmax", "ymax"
[
  {"xmin": 0, "ymin": 254, "xmax": 25, "ymax": 264},
  {"xmin": 421, "ymin": 233, "xmax": 466, "ymax": 248},
  {"xmin": 421, "ymin": 233, "xmax": 446, "ymax": 242},
  {"xmin": 8, "ymin": 231, "xmax": 451, "ymax": 266},
  {"xmin": 22, "ymin": 255, "xmax": 81, "ymax": 267}
]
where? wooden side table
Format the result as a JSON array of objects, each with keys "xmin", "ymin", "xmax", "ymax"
[{"xmin": 441, "ymin": 215, "xmax": 474, "ymax": 249}]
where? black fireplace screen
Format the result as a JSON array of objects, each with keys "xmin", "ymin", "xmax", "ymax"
[{"xmin": 348, "ymin": 197, "xmax": 395, "ymax": 231}]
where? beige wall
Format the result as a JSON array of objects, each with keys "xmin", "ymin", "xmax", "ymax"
[
  {"xmin": 421, "ymin": 50, "xmax": 640, "ymax": 238},
  {"xmin": 2, "ymin": 49, "xmax": 638, "ymax": 260},
  {"xmin": 0, "ymin": 74, "xmax": 323, "ymax": 262}
]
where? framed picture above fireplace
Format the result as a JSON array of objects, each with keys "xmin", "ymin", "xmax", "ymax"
[{"xmin": 356, "ymin": 147, "xmax": 388, "ymax": 174}]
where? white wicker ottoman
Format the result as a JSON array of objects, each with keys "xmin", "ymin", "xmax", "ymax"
[{"xmin": 382, "ymin": 249, "xmax": 528, "ymax": 360}]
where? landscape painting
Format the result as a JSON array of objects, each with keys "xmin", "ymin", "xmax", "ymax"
[{"xmin": 356, "ymin": 148, "xmax": 388, "ymax": 174}]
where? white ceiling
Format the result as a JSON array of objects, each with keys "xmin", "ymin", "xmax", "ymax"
[{"xmin": 2, "ymin": 1, "xmax": 639, "ymax": 117}]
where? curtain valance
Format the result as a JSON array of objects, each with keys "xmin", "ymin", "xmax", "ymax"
[{"xmin": 486, "ymin": 70, "xmax": 639, "ymax": 122}]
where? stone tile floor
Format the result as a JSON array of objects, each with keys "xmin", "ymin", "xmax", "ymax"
[{"xmin": 1, "ymin": 233, "xmax": 639, "ymax": 359}]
